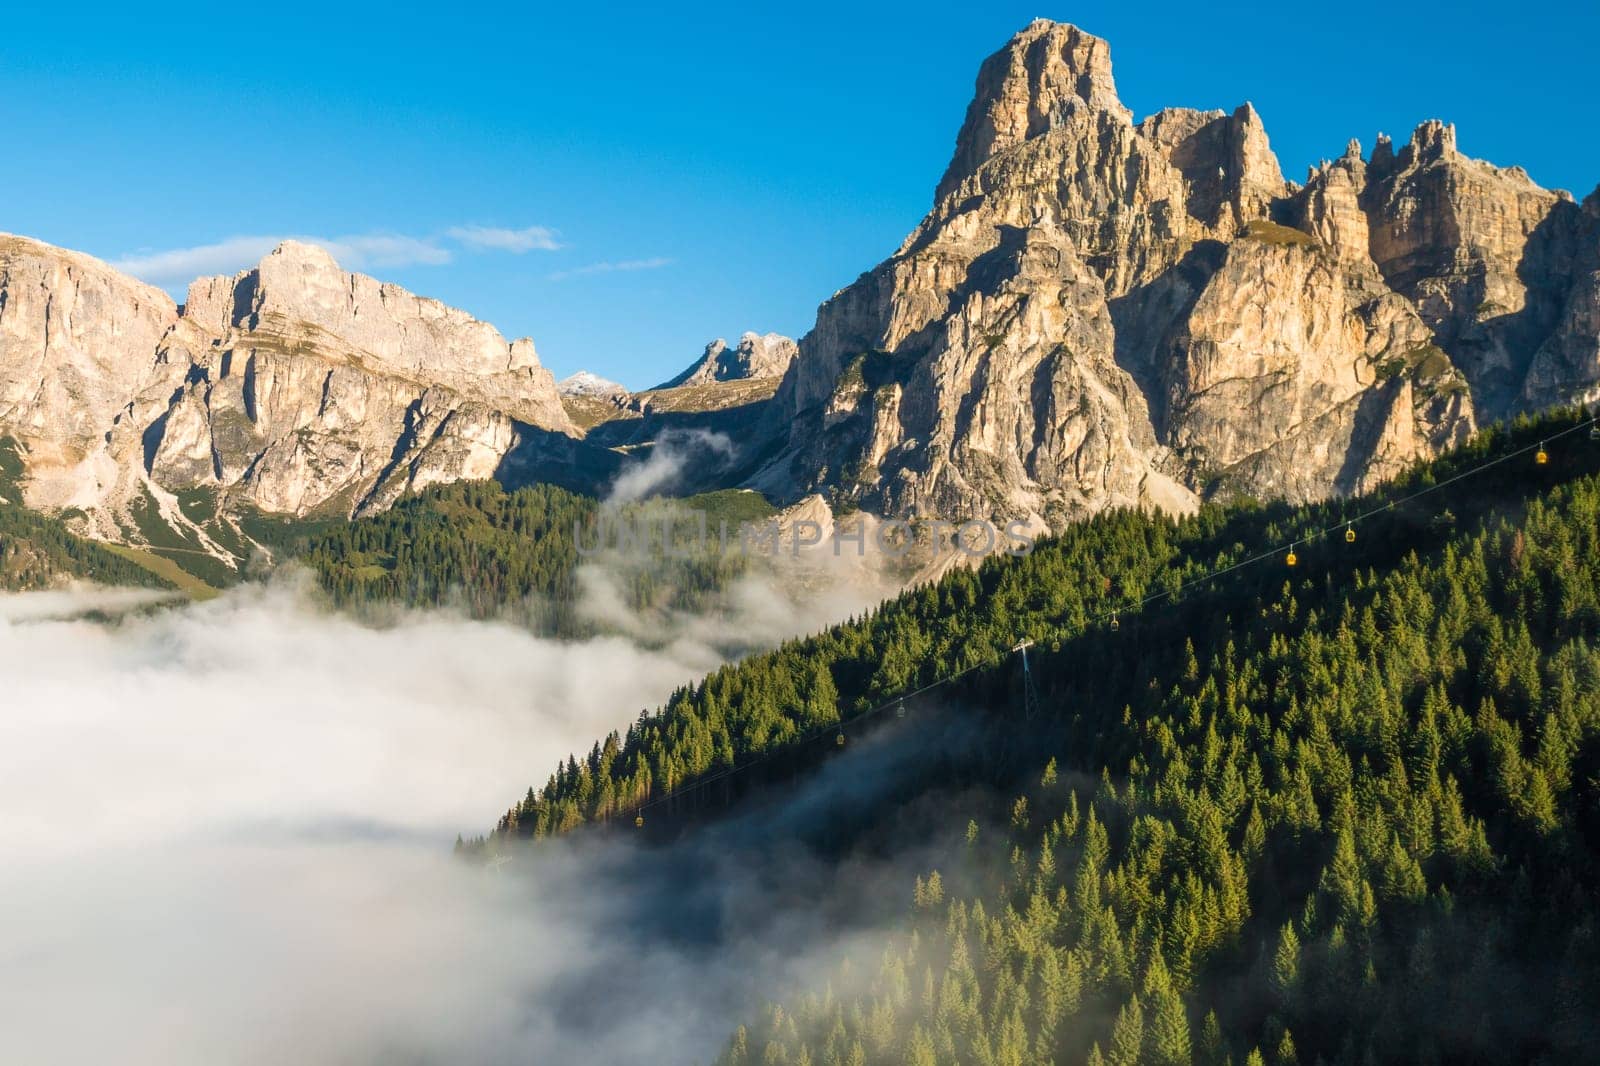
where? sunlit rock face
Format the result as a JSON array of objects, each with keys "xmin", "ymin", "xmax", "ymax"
[
  {"xmin": 0, "ymin": 234, "xmax": 180, "ymax": 513},
  {"xmin": 0, "ymin": 236, "xmax": 575, "ymax": 525},
  {"xmin": 1358, "ymin": 120, "xmax": 1583, "ymax": 415},
  {"xmin": 656, "ymin": 331, "xmax": 798, "ymax": 390},
  {"xmin": 756, "ymin": 20, "xmax": 1595, "ymax": 530}
]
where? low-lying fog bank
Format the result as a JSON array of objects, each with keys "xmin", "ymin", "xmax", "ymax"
[{"xmin": 0, "ymin": 566, "xmax": 941, "ymax": 1064}]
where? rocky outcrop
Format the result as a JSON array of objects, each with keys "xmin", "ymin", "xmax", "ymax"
[
  {"xmin": 0, "ymin": 236, "xmax": 577, "ymax": 537},
  {"xmin": 935, "ymin": 20, "xmax": 1127, "ymax": 204},
  {"xmin": 1361, "ymin": 121, "xmax": 1580, "ymax": 414},
  {"xmin": 759, "ymin": 216, "xmax": 1191, "ymax": 530},
  {"xmin": 749, "ymin": 19, "xmax": 1600, "ymax": 529},
  {"xmin": 146, "ymin": 241, "xmax": 574, "ymax": 517},
  {"xmin": 1162, "ymin": 228, "xmax": 1471, "ymax": 500},
  {"xmin": 656, "ymin": 331, "xmax": 798, "ymax": 390},
  {"xmin": 1140, "ymin": 103, "xmax": 1291, "ymax": 231}
]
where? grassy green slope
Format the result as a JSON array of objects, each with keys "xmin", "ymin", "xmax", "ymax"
[
  {"xmin": 97, "ymin": 543, "xmax": 219, "ymax": 599},
  {"xmin": 0, "ymin": 438, "xmax": 177, "ymax": 593}
]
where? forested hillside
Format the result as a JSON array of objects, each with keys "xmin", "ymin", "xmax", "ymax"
[
  {"xmin": 242, "ymin": 481, "xmax": 594, "ymax": 625},
  {"xmin": 265, "ymin": 482, "xmax": 775, "ymax": 633},
  {"xmin": 488, "ymin": 412, "xmax": 1600, "ymax": 1064}
]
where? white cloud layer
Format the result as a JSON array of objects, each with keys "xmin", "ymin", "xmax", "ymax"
[{"xmin": 0, "ymin": 564, "xmax": 907, "ymax": 1065}]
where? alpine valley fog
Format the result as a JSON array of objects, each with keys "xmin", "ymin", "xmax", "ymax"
[{"xmin": 0, "ymin": 570, "xmax": 910, "ymax": 1066}]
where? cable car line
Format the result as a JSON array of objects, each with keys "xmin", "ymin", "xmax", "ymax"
[
  {"xmin": 627, "ymin": 657, "xmax": 997, "ymax": 821},
  {"xmin": 1093, "ymin": 413, "xmax": 1600, "ymax": 629},
  {"xmin": 622, "ymin": 413, "xmax": 1600, "ymax": 828}
]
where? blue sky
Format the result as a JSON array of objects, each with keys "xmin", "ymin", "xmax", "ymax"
[{"xmin": 5, "ymin": 2, "xmax": 1597, "ymax": 389}]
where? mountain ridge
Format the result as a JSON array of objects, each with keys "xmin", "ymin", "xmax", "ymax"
[
  {"xmin": 0, "ymin": 233, "xmax": 592, "ymax": 566},
  {"xmin": 747, "ymin": 20, "xmax": 1599, "ymax": 531},
  {"xmin": 3, "ymin": 19, "xmax": 1598, "ymax": 569}
]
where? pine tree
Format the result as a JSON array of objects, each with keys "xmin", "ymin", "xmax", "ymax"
[
  {"xmin": 1148, "ymin": 987, "xmax": 1194, "ymax": 1066},
  {"xmin": 1108, "ymin": 995, "xmax": 1145, "ymax": 1066},
  {"xmin": 1271, "ymin": 923, "xmax": 1300, "ymax": 1006},
  {"xmin": 1199, "ymin": 1010, "xmax": 1227, "ymax": 1066}
]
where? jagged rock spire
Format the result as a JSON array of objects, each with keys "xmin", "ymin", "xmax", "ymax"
[{"xmin": 935, "ymin": 20, "xmax": 1129, "ymax": 203}]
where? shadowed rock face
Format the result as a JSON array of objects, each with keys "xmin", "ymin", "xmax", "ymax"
[
  {"xmin": 0, "ymin": 236, "xmax": 575, "ymax": 527},
  {"xmin": 1523, "ymin": 190, "xmax": 1600, "ymax": 409},
  {"xmin": 754, "ymin": 19, "xmax": 1596, "ymax": 530}
]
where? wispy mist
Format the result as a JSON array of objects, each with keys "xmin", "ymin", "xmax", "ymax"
[{"xmin": 606, "ymin": 429, "xmax": 736, "ymax": 504}]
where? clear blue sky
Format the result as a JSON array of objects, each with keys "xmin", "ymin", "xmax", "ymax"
[{"xmin": 5, "ymin": 2, "xmax": 1597, "ymax": 389}]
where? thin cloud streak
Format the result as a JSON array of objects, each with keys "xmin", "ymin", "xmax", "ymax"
[
  {"xmin": 447, "ymin": 224, "xmax": 563, "ymax": 252},
  {"xmin": 547, "ymin": 256, "xmax": 674, "ymax": 281},
  {"xmin": 113, "ymin": 224, "xmax": 563, "ymax": 288}
]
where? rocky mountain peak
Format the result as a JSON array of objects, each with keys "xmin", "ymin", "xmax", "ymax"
[
  {"xmin": 935, "ymin": 20, "xmax": 1129, "ymax": 203},
  {"xmin": 1, "ymin": 231, "xmax": 584, "ymax": 534},
  {"xmin": 1144, "ymin": 101, "xmax": 1289, "ymax": 229},
  {"xmin": 1368, "ymin": 121, "xmax": 1471, "ymax": 184},
  {"xmin": 655, "ymin": 331, "xmax": 798, "ymax": 390},
  {"xmin": 182, "ymin": 240, "xmax": 338, "ymax": 333},
  {"xmin": 181, "ymin": 242, "xmax": 567, "ymax": 407},
  {"xmin": 1407, "ymin": 119, "xmax": 1458, "ymax": 162},
  {"xmin": 558, "ymin": 370, "xmax": 629, "ymax": 399},
  {"xmin": 264, "ymin": 237, "xmax": 342, "ymax": 271},
  {"xmin": 754, "ymin": 22, "xmax": 1600, "ymax": 531}
]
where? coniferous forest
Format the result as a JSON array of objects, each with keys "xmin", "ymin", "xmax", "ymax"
[
  {"xmin": 268, "ymin": 483, "xmax": 774, "ymax": 632},
  {"xmin": 481, "ymin": 412, "xmax": 1600, "ymax": 1064}
]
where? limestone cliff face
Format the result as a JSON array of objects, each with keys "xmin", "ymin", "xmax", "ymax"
[
  {"xmin": 755, "ymin": 19, "xmax": 1595, "ymax": 529},
  {"xmin": 180, "ymin": 242, "xmax": 568, "ymax": 428},
  {"xmin": 0, "ymin": 235, "xmax": 180, "ymax": 511},
  {"xmin": 935, "ymin": 20, "xmax": 1127, "ymax": 205},
  {"xmin": 0, "ymin": 236, "xmax": 575, "ymax": 535},
  {"xmin": 1162, "ymin": 231, "xmax": 1470, "ymax": 501},
  {"xmin": 150, "ymin": 241, "xmax": 573, "ymax": 516},
  {"xmin": 766, "ymin": 214, "xmax": 1192, "ymax": 530}
]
